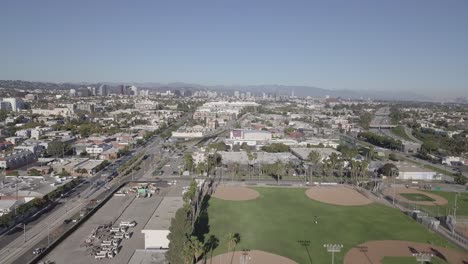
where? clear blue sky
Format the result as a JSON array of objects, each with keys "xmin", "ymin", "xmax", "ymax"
[{"xmin": 1, "ymin": 0, "xmax": 467, "ymax": 97}]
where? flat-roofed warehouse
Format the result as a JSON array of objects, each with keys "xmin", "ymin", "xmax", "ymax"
[
  {"xmin": 395, "ymin": 162, "xmax": 439, "ymax": 181},
  {"xmin": 141, "ymin": 197, "xmax": 184, "ymax": 249}
]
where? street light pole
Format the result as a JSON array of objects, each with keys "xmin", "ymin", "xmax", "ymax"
[
  {"xmin": 324, "ymin": 244, "xmax": 343, "ymax": 264},
  {"xmin": 413, "ymin": 252, "xmax": 432, "ymax": 264}
]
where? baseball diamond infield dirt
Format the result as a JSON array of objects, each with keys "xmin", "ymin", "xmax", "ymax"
[
  {"xmin": 212, "ymin": 186, "xmax": 260, "ymax": 201},
  {"xmin": 344, "ymin": 240, "xmax": 468, "ymax": 264},
  {"xmin": 382, "ymin": 187, "xmax": 448, "ymax": 206},
  {"xmin": 198, "ymin": 250, "xmax": 297, "ymax": 264},
  {"xmin": 305, "ymin": 185, "xmax": 373, "ymax": 206}
]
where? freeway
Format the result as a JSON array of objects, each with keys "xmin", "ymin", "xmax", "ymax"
[{"xmin": 341, "ymin": 133, "xmax": 467, "ymax": 178}]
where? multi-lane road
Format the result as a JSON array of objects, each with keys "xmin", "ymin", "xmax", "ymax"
[{"xmin": 0, "ymin": 115, "xmax": 190, "ymax": 264}]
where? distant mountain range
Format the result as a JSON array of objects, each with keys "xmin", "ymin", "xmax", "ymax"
[{"xmin": 0, "ymin": 80, "xmax": 442, "ymax": 102}]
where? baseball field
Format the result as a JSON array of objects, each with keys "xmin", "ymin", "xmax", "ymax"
[{"xmin": 198, "ymin": 186, "xmax": 468, "ymax": 264}]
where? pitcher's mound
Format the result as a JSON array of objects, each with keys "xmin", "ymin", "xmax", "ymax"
[
  {"xmin": 306, "ymin": 185, "xmax": 372, "ymax": 206},
  {"xmin": 213, "ymin": 186, "xmax": 259, "ymax": 201},
  {"xmin": 201, "ymin": 250, "xmax": 297, "ymax": 264}
]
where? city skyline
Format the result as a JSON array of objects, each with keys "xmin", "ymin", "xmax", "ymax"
[{"xmin": 1, "ymin": 0, "xmax": 468, "ymax": 98}]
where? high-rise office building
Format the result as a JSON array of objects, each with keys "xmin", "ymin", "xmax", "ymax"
[
  {"xmin": 0, "ymin": 98, "xmax": 24, "ymax": 112},
  {"xmin": 97, "ymin": 85, "xmax": 108, "ymax": 96}
]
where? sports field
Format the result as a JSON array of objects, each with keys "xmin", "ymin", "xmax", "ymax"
[
  {"xmin": 400, "ymin": 193, "xmax": 436, "ymax": 202},
  {"xmin": 200, "ymin": 187, "xmax": 459, "ymax": 264},
  {"xmin": 425, "ymin": 191, "xmax": 468, "ymax": 216}
]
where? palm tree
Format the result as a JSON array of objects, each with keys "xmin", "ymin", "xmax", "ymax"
[
  {"xmin": 329, "ymin": 152, "xmax": 339, "ymax": 178},
  {"xmin": 225, "ymin": 233, "xmax": 240, "ymax": 263},
  {"xmin": 337, "ymin": 159, "xmax": 345, "ymax": 184},
  {"xmin": 205, "ymin": 235, "xmax": 219, "ymax": 262},
  {"xmin": 286, "ymin": 160, "xmax": 296, "ymax": 177},
  {"xmin": 307, "ymin": 150, "xmax": 321, "ymax": 181},
  {"xmin": 189, "ymin": 236, "xmax": 204, "ymax": 263},
  {"xmin": 322, "ymin": 160, "xmax": 331, "ymax": 179},
  {"xmin": 183, "ymin": 241, "xmax": 193, "ymax": 264},
  {"xmin": 350, "ymin": 160, "xmax": 360, "ymax": 186},
  {"xmin": 359, "ymin": 160, "xmax": 369, "ymax": 183}
]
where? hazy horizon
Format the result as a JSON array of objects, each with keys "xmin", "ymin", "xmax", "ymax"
[{"xmin": 1, "ymin": 0, "xmax": 467, "ymax": 98}]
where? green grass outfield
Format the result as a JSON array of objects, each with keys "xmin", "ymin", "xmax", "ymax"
[
  {"xmin": 201, "ymin": 188, "xmax": 457, "ymax": 264},
  {"xmin": 382, "ymin": 256, "xmax": 448, "ymax": 264},
  {"xmin": 400, "ymin": 193, "xmax": 436, "ymax": 202},
  {"xmin": 412, "ymin": 191, "xmax": 468, "ymax": 217}
]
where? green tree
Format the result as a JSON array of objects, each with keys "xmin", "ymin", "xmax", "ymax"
[
  {"xmin": 240, "ymin": 142, "xmax": 250, "ymax": 151},
  {"xmin": 349, "ymin": 160, "xmax": 360, "ymax": 185},
  {"xmin": 0, "ymin": 213, "xmax": 12, "ymax": 227},
  {"xmin": 421, "ymin": 140, "xmax": 438, "ymax": 153},
  {"xmin": 225, "ymin": 233, "xmax": 240, "ymax": 257},
  {"xmin": 454, "ymin": 174, "xmax": 467, "ymax": 185},
  {"xmin": 261, "ymin": 143, "xmax": 290, "ymax": 153},
  {"xmin": 359, "ymin": 160, "xmax": 369, "ymax": 181},
  {"xmin": 47, "ymin": 141, "xmax": 72, "ymax": 157},
  {"xmin": 379, "ymin": 163, "xmax": 399, "ymax": 177},
  {"xmin": 184, "ymin": 153, "xmax": 195, "ymax": 172},
  {"xmin": 388, "ymin": 153, "xmax": 399, "ymax": 161},
  {"xmin": 166, "ymin": 206, "xmax": 191, "ymax": 264},
  {"xmin": 307, "ymin": 150, "xmax": 321, "ymax": 180},
  {"xmin": 329, "ymin": 152, "xmax": 339, "ymax": 177},
  {"xmin": 183, "ymin": 180, "xmax": 197, "ymax": 203},
  {"xmin": 0, "ymin": 109, "xmax": 8, "ymax": 122},
  {"xmin": 59, "ymin": 168, "xmax": 71, "ymax": 177},
  {"xmin": 188, "ymin": 236, "xmax": 204, "ymax": 263},
  {"xmin": 284, "ymin": 127, "xmax": 295, "ymax": 133},
  {"xmin": 28, "ymin": 168, "xmax": 41, "ymax": 176},
  {"xmin": 358, "ymin": 112, "xmax": 372, "ymax": 130}
]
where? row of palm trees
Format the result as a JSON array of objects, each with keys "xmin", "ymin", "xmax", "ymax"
[
  {"xmin": 182, "ymin": 233, "xmax": 240, "ymax": 264},
  {"xmin": 306, "ymin": 151, "xmax": 370, "ymax": 185}
]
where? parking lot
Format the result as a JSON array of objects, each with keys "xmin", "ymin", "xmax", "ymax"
[{"xmin": 42, "ymin": 182, "xmax": 172, "ymax": 264}]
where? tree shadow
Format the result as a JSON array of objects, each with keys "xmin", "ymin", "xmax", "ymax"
[
  {"xmin": 193, "ymin": 194, "xmax": 214, "ymax": 263},
  {"xmin": 203, "ymin": 235, "xmax": 219, "ymax": 264},
  {"xmin": 297, "ymin": 240, "xmax": 312, "ymax": 264},
  {"xmin": 430, "ymin": 247, "xmax": 447, "ymax": 262},
  {"xmin": 230, "ymin": 233, "xmax": 241, "ymax": 264},
  {"xmin": 193, "ymin": 194, "xmax": 212, "ymax": 244}
]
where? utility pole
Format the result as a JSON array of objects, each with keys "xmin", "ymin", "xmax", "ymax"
[
  {"xmin": 47, "ymin": 223, "xmax": 50, "ymax": 246},
  {"xmin": 454, "ymin": 192, "xmax": 460, "ymax": 220},
  {"xmin": 23, "ymin": 223, "xmax": 26, "ymax": 243}
]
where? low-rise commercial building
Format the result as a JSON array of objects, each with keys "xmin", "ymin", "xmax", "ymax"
[{"xmin": 141, "ymin": 197, "xmax": 184, "ymax": 249}]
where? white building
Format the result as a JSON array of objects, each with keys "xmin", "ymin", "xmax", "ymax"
[
  {"xmin": 130, "ymin": 85, "xmax": 138, "ymax": 96},
  {"xmin": 230, "ymin": 129, "xmax": 272, "ymax": 141},
  {"xmin": 396, "ymin": 162, "xmax": 439, "ymax": 181},
  {"xmin": 1, "ymin": 98, "xmax": 24, "ymax": 112},
  {"xmin": 442, "ymin": 156, "xmax": 465, "ymax": 165},
  {"xmin": 85, "ymin": 144, "xmax": 112, "ymax": 157},
  {"xmin": 32, "ymin": 108, "xmax": 74, "ymax": 117},
  {"xmin": 31, "ymin": 127, "xmax": 53, "ymax": 140},
  {"xmin": 141, "ymin": 197, "xmax": 184, "ymax": 249},
  {"xmin": 15, "ymin": 129, "xmax": 31, "ymax": 138},
  {"xmin": 0, "ymin": 150, "xmax": 37, "ymax": 169}
]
